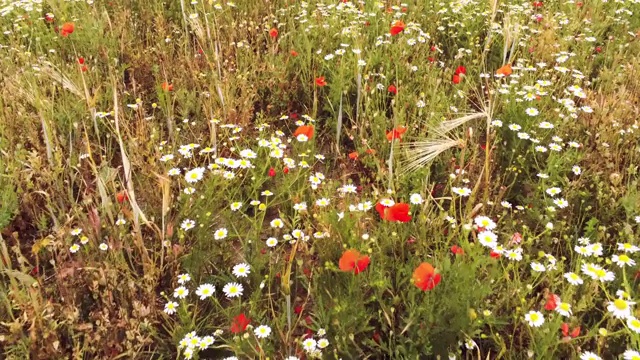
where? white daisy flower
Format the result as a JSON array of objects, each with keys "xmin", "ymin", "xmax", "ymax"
[
  {"xmin": 214, "ymin": 228, "xmax": 228, "ymax": 240},
  {"xmin": 164, "ymin": 301, "xmax": 178, "ymax": 314},
  {"xmin": 173, "ymin": 286, "xmax": 189, "ymax": 299},
  {"xmin": 232, "ymin": 263, "xmax": 251, "ymax": 278},
  {"xmin": 607, "ymin": 298, "xmax": 635, "ymax": 319},
  {"xmin": 195, "ymin": 283, "xmax": 215, "ymax": 300},
  {"xmin": 524, "ymin": 311, "xmax": 544, "ymax": 327},
  {"xmin": 222, "ymin": 282, "xmax": 244, "ymax": 298},
  {"xmin": 254, "ymin": 325, "xmax": 272, "ymax": 339}
]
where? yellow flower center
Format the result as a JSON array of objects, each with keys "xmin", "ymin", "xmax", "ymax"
[{"xmin": 614, "ymin": 299, "xmax": 628, "ymax": 310}]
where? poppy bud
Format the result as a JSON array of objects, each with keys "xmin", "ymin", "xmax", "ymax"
[
  {"xmin": 116, "ymin": 190, "xmax": 128, "ymax": 204},
  {"xmin": 451, "ymin": 245, "xmax": 464, "ymax": 255},
  {"xmin": 570, "ymin": 326, "xmax": 580, "ymax": 338},
  {"xmin": 161, "ymin": 82, "xmax": 173, "ymax": 92}
]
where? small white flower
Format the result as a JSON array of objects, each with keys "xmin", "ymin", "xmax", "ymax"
[
  {"xmin": 452, "ymin": 187, "xmax": 471, "ymax": 196},
  {"xmin": 99, "ymin": 243, "xmax": 109, "ymax": 251},
  {"xmin": 214, "ymin": 228, "xmax": 228, "ymax": 240},
  {"xmin": 612, "ymin": 254, "xmax": 636, "ymax": 267},
  {"xmin": 564, "ymin": 272, "xmax": 583, "ymax": 285},
  {"xmin": 181, "ymin": 219, "xmax": 196, "ymax": 231},
  {"xmin": 556, "ymin": 302, "xmax": 572, "ymax": 317},
  {"xmin": 164, "ymin": 301, "xmax": 178, "ymax": 315},
  {"xmin": 69, "ymin": 244, "xmax": 80, "ymax": 253},
  {"xmin": 623, "ymin": 350, "xmax": 640, "ymax": 360},
  {"xmin": 580, "ymin": 352, "xmax": 602, "ymax": 360},
  {"xmin": 302, "ymin": 338, "xmax": 317, "ymax": 352},
  {"xmin": 572, "ymin": 166, "xmax": 581, "ymax": 175},
  {"xmin": 530, "ymin": 262, "xmax": 546, "ymax": 272},
  {"xmin": 607, "ymin": 298, "xmax": 635, "ymax": 319},
  {"xmin": 477, "ymin": 231, "xmax": 498, "ymax": 249},
  {"xmin": 222, "ymin": 282, "xmax": 244, "ymax": 298},
  {"xmin": 177, "ymin": 273, "xmax": 191, "ymax": 284},
  {"xmin": 195, "ymin": 283, "xmax": 215, "ymax": 300},
  {"xmin": 185, "ymin": 167, "xmax": 206, "ymax": 183},
  {"xmin": 232, "ymin": 263, "xmax": 251, "ymax": 278},
  {"xmin": 317, "ymin": 338, "xmax": 329, "ymax": 349},
  {"xmin": 553, "ymin": 198, "xmax": 569, "ymax": 209},
  {"xmin": 173, "ymin": 286, "xmax": 189, "ymax": 299},
  {"xmin": 254, "ymin": 325, "xmax": 272, "ymax": 339},
  {"xmin": 474, "ymin": 216, "xmax": 496, "ymax": 230},
  {"xmin": 270, "ymin": 218, "xmax": 284, "ymax": 228},
  {"xmin": 315, "ymin": 198, "xmax": 331, "ymax": 207},
  {"xmin": 524, "ymin": 311, "xmax": 544, "ymax": 327},
  {"xmin": 266, "ymin": 237, "xmax": 278, "ymax": 247},
  {"xmin": 410, "ymin": 193, "xmax": 423, "ymax": 205}
]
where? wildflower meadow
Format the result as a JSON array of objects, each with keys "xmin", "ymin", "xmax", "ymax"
[{"xmin": 1, "ymin": 0, "xmax": 640, "ymax": 359}]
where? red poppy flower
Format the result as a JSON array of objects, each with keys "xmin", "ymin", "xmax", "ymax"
[
  {"xmin": 339, "ymin": 249, "xmax": 370, "ymax": 274},
  {"xmin": 496, "ymin": 64, "xmax": 512, "ymax": 76},
  {"xmin": 293, "ymin": 125, "xmax": 314, "ymax": 140},
  {"xmin": 452, "ymin": 74, "xmax": 462, "ymax": 84},
  {"xmin": 60, "ymin": 22, "xmax": 74, "ymax": 37},
  {"xmin": 561, "ymin": 322, "xmax": 569, "ymax": 337},
  {"xmin": 365, "ymin": 148, "xmax": 376, "ymax": 155},
  {"xmin": 290, "ymin": 50, "xmax": 298, "ymax": 57},
  {"xmin": 413, "ymin": 262, "xmax": 441, "ymax": 291},
  {"xmin": 375, "ymin": 202, "xmax": 412, "ymax": 222},
  {"xmin": 450, "ymin": 245, "xmax": 464, "ymax": 255},
  {"xmin": 544, "ymin": 293, "xmax": 560, "ymax": 311},
  {"xmin": 269, "ymin": 28, "xmax": 278, "ymax": 39},
  {"xmin": 490, "ymin": 251, "xmax": 501, "ymax": 258},
  {"xmin": 454, "ymin": 66, "xmax": 466, "ymax": 75},
  {"xmin": 283, "ymin": 167, "xmax": 290, "ymax": 174},
  {"xmin": 315, "ymin": 76, "xmax": 327, "ymax": 87},
  {"xmin": 268, "ymin": 168, "xmax": 276, "ymax": 177},
  {"xmin": 44, "ymin": 13, "xmax": 55, "ymax": 23},
  {"xmin": 533, "ymin": 1, "xmax": 543, "ymax": 7},
  {"xmin": 386, "ymin": 126, "xmax": 407, "ymax": 142},
  {"xmin": 388, "ymin": 84, "xmax": 397, "ymax": 95},
  {"xmin": 348, "ymin": 151, "xmax": 359, "ymax": 160},
  {"xmin": 78, "ymin": 57, "xmax": 85, "ymax": 65},
  {"xmin": 390, "ymin": 20, "xmax": 406, "ymax": 36},
  {"xmin": 230, "ymin": 313, "xmax": 251, "ymax": 334},
  {"xmin": 162, "ymin": 82, "xmax": 174, "ymax": 92}
]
